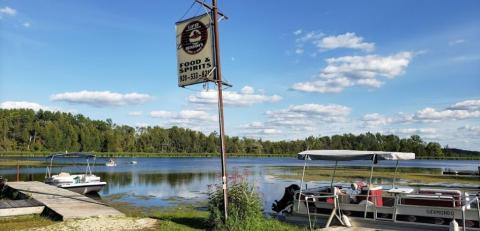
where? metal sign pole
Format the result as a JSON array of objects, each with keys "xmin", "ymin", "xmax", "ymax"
[{"xmin": 212, "ymin": 0, "xmax": 228, "ymax": 221}]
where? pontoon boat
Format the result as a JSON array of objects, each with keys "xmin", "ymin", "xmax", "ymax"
[
  {"xmin": 273, "ymin": 150, "xmax": 480, "ymax": 231},
  {"xmin": 44, "ymin": 152, "xmax": 106, "ymax": 194}
]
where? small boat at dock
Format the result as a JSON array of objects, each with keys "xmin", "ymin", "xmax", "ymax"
[
  {"xmin": 44, "ymin": 152, "xmax": 106, "ymax": 194},
  {"xmin": 105, "ymin": 158, "xmax": 117, "ymax": 167}
]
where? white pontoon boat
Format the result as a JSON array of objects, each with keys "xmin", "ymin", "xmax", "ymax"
[
  {"xmin": 44, "ymin": 152, "xmax": 106, "ymax": 194},
  {"xmin": 272, "ymin": 150, "xmax": 480, "ymax": 231}
]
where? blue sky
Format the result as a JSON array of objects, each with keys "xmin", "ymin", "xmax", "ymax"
[{"xmin": 1, "ymin": 0, "xmax": 479, "ymax": 150}]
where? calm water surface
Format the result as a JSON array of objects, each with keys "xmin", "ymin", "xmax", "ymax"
[{"xmin": 0, "ymin": 157, "xmax": 478, "ymax": 211}]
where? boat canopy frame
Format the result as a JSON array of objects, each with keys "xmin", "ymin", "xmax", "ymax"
[{"xmin": 45, "ymin": 152, "xmax": 97, "ymax": 178}]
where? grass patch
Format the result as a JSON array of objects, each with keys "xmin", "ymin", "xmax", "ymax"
[
  {"xmin": 150, "ymin": 205, "xmax": 209, "ymax": 230},
  {"xmin": 0, "ymin": 159, "xmax": 44, "ymax": 167},
  {"xmin": 147, "ymin": 205, "xmax": 303, "ymax": 231},
  {"xmin": 0, "ymin": 214, "xmax": 55, "ymax": 231}
]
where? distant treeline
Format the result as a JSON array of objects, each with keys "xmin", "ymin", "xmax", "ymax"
[{"xmin": 1, "ymin": 109, "xmax": 478, "ymax": 158}]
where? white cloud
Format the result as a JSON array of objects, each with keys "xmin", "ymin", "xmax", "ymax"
[
  {"xmin": 238, "ymin": 103, "xmax": 352, "ymax": 138},
  {"xmin": 177, "ymin": 110, "xmax": 216, "ymax": 122},
  {"xmin": 295, "ymin": 31, "xmax": 324, "ymax": 45},
  {"xmin": 0, "ymin": 6, "xmax": 16, "ymax": 16},
  {"xmin": 458, "ymin": 125, "xmax": 480, "ymax": 136},
  {"xmin": 291, "ymin": 77, "xmax": 351, "ymax": 93},
  {"xmin": 295, "ymin": 48, "xmax": 304, "ymax": 54},
  {"xmin": 240, "ymin": 86, "xmax": 254, "ymax": 94},
  {"xmin": 239, "ymin": 122, "xmax": 282, "ymax": 137},
  {"xmin": 128, "ymin": 111, "xmax": 143, "ymax": 116},
  {"xmin": 293, "ymin": 29, "xmax": 302, "ymax": 35},
  {"xmin": 23, "ymin": 22, "xmax": 30, "ymax": 28},
  {"xmin": 150, "ymin": 110, "xmax": 174, "ymax": 118},
  {"xmin": 291, "ymin": 52, "xmax": 412, "ymax": 93},
  {"xmin": 1, "ymin": 101, "xmax": 50, "ymax": 111},
  {"xmin": 266, "ymin": 103, "xmax": 351, "ymax": 128},
  {"xmin": 361, "ymin": 113, "xmax": 393, "ymax": 127},
  {"xmin": 251, "ymin": 128, "xmax": 282, "ymax": 135},
  {"xmin": 51, "ymin": 90, "xmax": 153, "ymax": 107},
  {"xmin": 149, "ymin": 109, "xmax": 217, "ymax": 133},
  {"xmin": 396, "ymin": 128, "xmax": 437, "ymax": 135},
  {"xmin": 449, "ymin": 39, "xmax": 465, "ymax": 46},
  {"xmin": 413, "ymin": 107, "xmax": 480, "ymax": 122},
  {"xmin": 282, "ymin": 104, "xmax": 351, "ymax": 117},
  {"xmin": 188, "ymin": 86, "xmax": 281, "ymax": 106},
  {"xmin": 448, "ymin": 99, "xmax": 480, "ymax": 111},
  {"xmin": 150, "ymin": 110, "xmax": 216, "ymax": 123},
  {"xmin": 316, "ymin": 32, "xmax": 375, "ymax": 52}
]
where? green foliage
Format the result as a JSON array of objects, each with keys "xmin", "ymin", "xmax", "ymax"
[
  {"xmin": 207, "ymin": 182, "xmax": 301, "ymax": 231},
  {"xmin": 208, "ymin": 182, "xmax": 262, "ymax": 230},
  {"xmin": 0, "ymin": 109, "xmax": 477, "ymax": 158}
]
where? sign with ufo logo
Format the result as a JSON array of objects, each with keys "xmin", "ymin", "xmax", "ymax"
[{"xmin": 176, "ymin": 14, "xmax": 214, "ymax": 87}]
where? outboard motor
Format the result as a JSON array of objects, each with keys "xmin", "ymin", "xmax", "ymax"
[{"xmin": 272, "ymin": 184, "xmax": 300, "ymax": 213}]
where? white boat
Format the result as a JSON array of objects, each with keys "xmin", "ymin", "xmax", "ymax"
[
  {"xmin": 272, "ymin": 150, "xmax": 480, "ymax": 231},
  {"xmin": 44, "ymin": 152, "xmax": 106, "ymax": 194},
  {"xmin": 105, "ymin": 158, "xmax": 116, "ymax": 167},
  {"xmin": 129, "ymin": 160, "xmax": 137, "ymax": 165}
]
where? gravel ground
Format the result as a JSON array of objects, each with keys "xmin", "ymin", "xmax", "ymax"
[{"xmin": 23, "ymin": 217, "xmax": 157, "ymax": 231}]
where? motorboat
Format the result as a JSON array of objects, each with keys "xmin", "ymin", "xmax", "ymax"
[
  {"xmin": 129, "ymin": 160, "xmax": 138, "ymax": 165},
  {"xmin": 44, "ymin": 152, "xmax": 106, "ymax": 194},
  {"xmin": 105, "ymin": 158, "xmax": 117, "ymax": 167},
  {"xmin": 272, "ymin": 150, "xmax": 480, "ymax": 231}
]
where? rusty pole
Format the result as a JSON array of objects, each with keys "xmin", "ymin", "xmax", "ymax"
[{"xmin": 212, "ymin": 0, "xmax": 228, "ymax": 221}]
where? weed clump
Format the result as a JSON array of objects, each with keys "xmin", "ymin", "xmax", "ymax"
[{"xmin": 207, "ymin": 181, "xmax": 264, "ymax": 230}]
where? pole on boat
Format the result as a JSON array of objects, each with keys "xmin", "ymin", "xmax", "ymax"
[
  {"xmin": 298, "ymin": 157, "xmax": 307, "ymax": 211},
  {"xmin": 364, "ymin": 154, "xmax": 376, "ymax": 218},
  {"xmin": 392, "ymin": 160, "xmax": 399, "ymax": 188},
  {"xmin": 212, "ymin": 0, "xmax": 228, "ymax": 221},
  {"xmin": 330, "ymin": 161, "xmax": 338, "ymax": 189}
]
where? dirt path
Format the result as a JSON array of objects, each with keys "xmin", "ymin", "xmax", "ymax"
[{"xmin": 23, "ymin": 217, "xmax": 157, "ymax": 231}]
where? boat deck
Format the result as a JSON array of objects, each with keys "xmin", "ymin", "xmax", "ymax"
[{"xmin": 6, "ymin": 181, "xmax": 124, "ymax": 220}]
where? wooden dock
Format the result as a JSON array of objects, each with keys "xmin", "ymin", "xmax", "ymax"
[
  {"xmin": 6, "ymin": 181, "xmax": 124, "ymax": 220},
  {"xmin": 0, "ymin": 199, "xmax": 44, "ymax": 217}
]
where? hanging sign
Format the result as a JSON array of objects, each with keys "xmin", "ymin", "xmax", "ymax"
[{"xmin": 176, "ymin": 14, "xmax": 214, "ymax": 87}]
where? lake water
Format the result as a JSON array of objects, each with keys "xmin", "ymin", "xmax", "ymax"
[{"xmin": 0, "ymin": 157, "xmax": 479, "ymax": 211}]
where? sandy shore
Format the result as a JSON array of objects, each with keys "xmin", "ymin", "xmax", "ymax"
[{"xmin": 23, "ymin": 217, "xmax": 157, "ymax": 231}]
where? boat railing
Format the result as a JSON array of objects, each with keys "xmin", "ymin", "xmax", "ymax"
[
  {"xmin": 465, "ymin": 196, "xmax": 480, "ymax": 229},
  {"xmin": 295, "ymin": 193, "xmax": 340, "ymax": 230}
]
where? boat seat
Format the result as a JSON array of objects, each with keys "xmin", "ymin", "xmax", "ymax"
[{"xmin": 58, "ymin": 172, "xmax": 70, "ymax": 177}]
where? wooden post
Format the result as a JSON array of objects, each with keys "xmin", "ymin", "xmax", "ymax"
[{"xmin": 212, "ymin": 0, "xmax": 228, "ymax": 221}]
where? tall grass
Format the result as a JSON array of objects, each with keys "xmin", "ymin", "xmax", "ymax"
[
  {"xmin": 208, "ymin": 182, "xmax": 263, "ymax": 230},
  {"xmin": 207, "ymin": 174, "xmax": 303, "ymax": 231}
]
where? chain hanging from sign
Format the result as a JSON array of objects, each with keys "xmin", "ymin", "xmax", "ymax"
[{"xmin": 176, "ymin": 13, "xmax": 215, "ymax": 87}]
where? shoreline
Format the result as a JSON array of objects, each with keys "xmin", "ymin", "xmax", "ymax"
[{"xmin": 1, "ymin": 151, "xmax": 479, "ymax": 160}]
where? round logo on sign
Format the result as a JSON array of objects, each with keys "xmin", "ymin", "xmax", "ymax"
[{"xmin": 181, "ymin": 20, "xmax": 208, "ymax": 55}]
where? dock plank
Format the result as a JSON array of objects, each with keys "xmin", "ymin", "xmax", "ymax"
[{"xmin": 6, "ymin": 181, "xmax": 124, "ymax": 220}]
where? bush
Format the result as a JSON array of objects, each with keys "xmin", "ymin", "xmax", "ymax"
[{"xmin": 208, "ymin": 181, "xmax": 263, "ymax": 230}]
